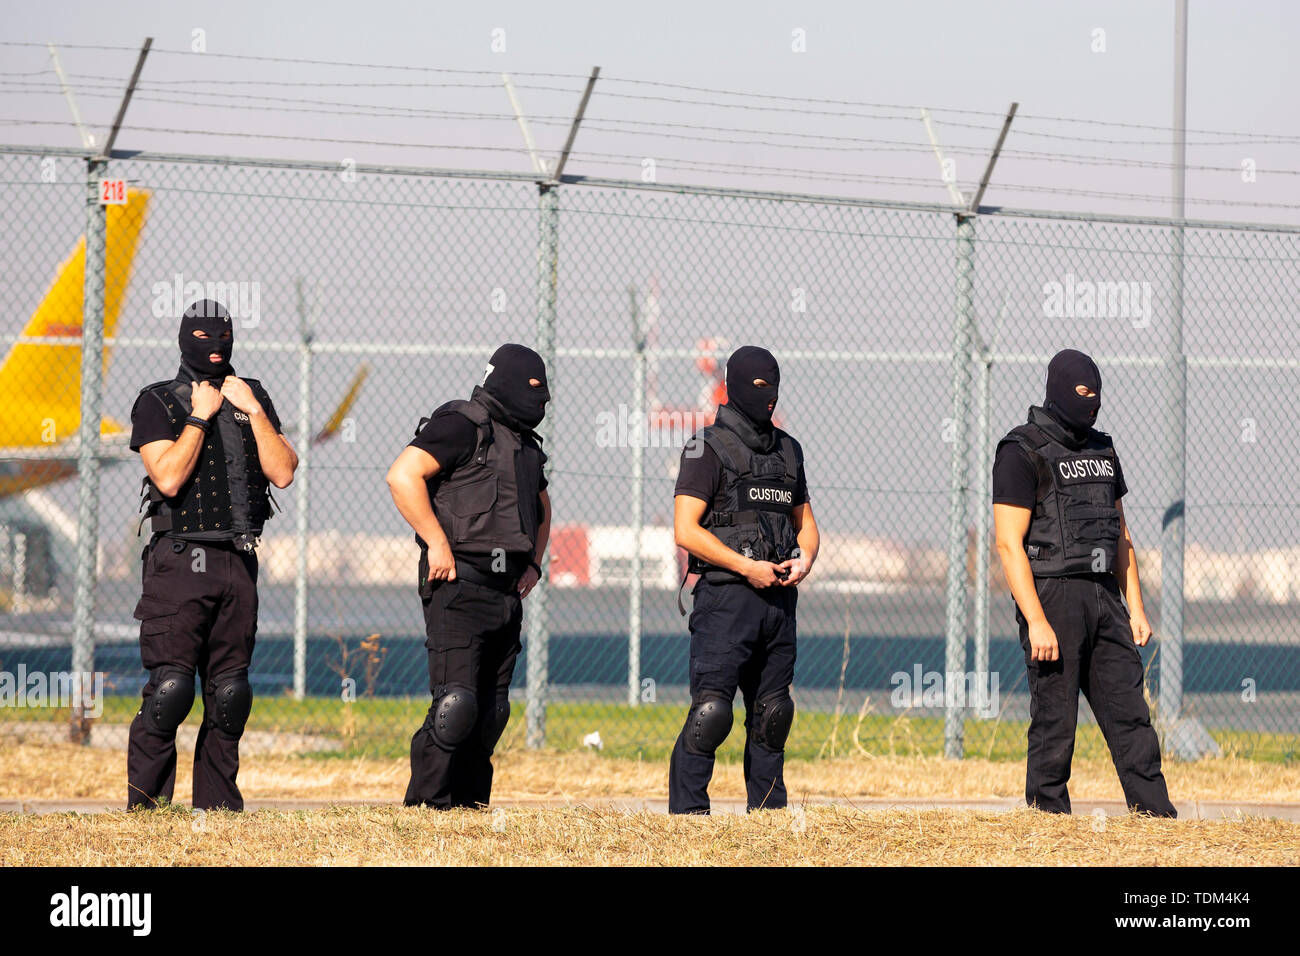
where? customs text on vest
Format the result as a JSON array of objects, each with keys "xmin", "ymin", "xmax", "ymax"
[
  {"xmin": 423, "ymin": 396, "xmax": 545, "ymax": 555},
  {"xmin": 1000, "ymin": 406, "xmax": 1122, "ymax": 577},
  {"xmin": 138, "ymin": 377, "xmax": 275, "ymax": 552},
  {"xmin": 689, "ymin": 403, "xmax": 801, "ymax": 583}
]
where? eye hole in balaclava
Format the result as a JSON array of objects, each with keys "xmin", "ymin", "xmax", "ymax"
[
  {"xmin": 724, "ymin": 345, "xmax": 781, "ymax": 428},
  {"xmin": 481, "ymin": 343, "xmax": 550, "ymax": 429},
  {"xmin": 1044, "ymin": 348, "xmax": 1102, "ymax": 435},
  {"xmin": 179, "ymin": 299, "xmax": 234, "ymax": 383}
]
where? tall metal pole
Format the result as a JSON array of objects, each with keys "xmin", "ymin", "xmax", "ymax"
[
  {"xmin": 628, "ymin": 285, "xmax": 646, "ymax": 706},
  {"xmin": 292, "ymin": 279, "xmax": 314, "ymax": 701},
  {"xmin": 972, "ymin": 294, "xmax": 1007, "ymax": 716},
  {"xmin": 973, "ymin": 347, "xmax": 992, "ymax": 708},
  {"xmin": 526, "ymin": 184, "xmax": 560, "ymax": 749},
  {"xmin": 1159, "ymin": 0, "xmax": 1190, "ymax": 745},
  {"xmin": 69, "ymin": 156, "xmax": 108, "ymax": 743},
  {"xmin": 523, "ymin": 67, "xmax": 596, "ymax": 747},
  {"xmin": 67, "ymin": 37, "xmax": 151, "ymax": 743},
  {"xmin": 943, "ymin": 213, "xmax": 977, "ymax": 758}
]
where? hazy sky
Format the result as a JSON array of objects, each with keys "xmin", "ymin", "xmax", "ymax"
[
  {"xmin": 2, "ymin": 1, "xmax": 1296, "ymax": 564},
  {"xmin": 2, "ymin": 0, "xmax": 1297, "ymax": 222}
]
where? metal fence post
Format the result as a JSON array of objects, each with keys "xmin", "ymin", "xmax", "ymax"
[
  {"xmin": 1159, "ymin": 0, "xmax": 1216, "ymax": 760},
  {"xmin": 527, "ymin": 183, "xmax": 560, "ymax": 748},
  {"xmin": 292, "ymin": 284, "xmax": 314, "ymax": 701},
  {"xmin": 972, "ymin": 345, "xmax": 992, "ymax": 712},
  {"xmin": 70, "ymin": 156, "xmax": 108, "ymax": 744},
  {"xmin": 628, "ymin": 285, "xmax": 645, "ymax": 706},
  {"xmin": 943, "ymin": 213, "xmax": 977, "ymax": 758}
]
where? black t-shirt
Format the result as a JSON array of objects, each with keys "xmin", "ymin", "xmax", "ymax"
[
  {"xmin": 129, "ymin": 382, "xmax": 283, "ymax": 451},
  {"xmin": 409, "ymin": 408, "xmax": 546, "ymax": 575},
  {"xmin": 674, "ymin": 435, "xmax": 809, "ymax": 515},
  {"xmin": 992, "ymin": 440, "xmax": 1127, "ymax": 508}
]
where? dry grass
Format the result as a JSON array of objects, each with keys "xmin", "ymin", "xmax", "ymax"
[
  {"xmin": 4, "ymin": 738, "xmax": 1300, "ymax": 804},
  {"xmin": 2, "ymin": 805, "xmax": 1296, "ymax": 866}
]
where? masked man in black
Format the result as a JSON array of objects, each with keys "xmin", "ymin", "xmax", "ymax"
[
  {"xmin": 127, "ymin": 299, "xmax": 298, "ymax": 811},
  {"xmin": 669, "ymin": 346, "xmax": 820, "ymax": 814},
  {"xmin": 387, "ymin": 344, "xmax": 551, "ymax": 809},
  {"xmin": 993, "ymin": 348, "xmax": 1175, "ymax": 817}
]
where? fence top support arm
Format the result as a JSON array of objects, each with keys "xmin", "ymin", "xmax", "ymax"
[
  {"xmin": 548, "ymin": 66, "xmax": 600, "ymax": 186},
  {"xmin": 100, "ymin": 37, "xmax": 153, "ymax": 160},
  {"xmin": 964, "ymin": 101, "xmax": 1018, "ymax": 219}
]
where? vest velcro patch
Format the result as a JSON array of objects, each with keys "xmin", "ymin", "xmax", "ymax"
[
  {"xmin": 738, "ymin": 479, "xmax": 795, "ymax": 512},
  {"xmin": 1052, "ymin": 454, "xmax": 1117, "ymax": 486}
]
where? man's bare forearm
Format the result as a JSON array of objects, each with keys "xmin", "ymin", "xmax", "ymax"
[
  {"xmin": 249, "ymin": 410, "xmax": 296, "ymax": 487},
  {"xmin": 151, "ymin": 426, "xmax": 205, "ymax": 496},
  {"xmin": 1115, "ymin": 537, "xmax": 1145, "ymax": 613},
  {"xmin": 532, "ymin": 495, "xmax": 551, "ymax": 568},
  {"xmin": 795, "ymin": 515, "xmax": 820, "ymax": 569},
  {"xmin": 997, "ymin": 543, "xmax": 1047, "ymax": 624},
  {"xmin": 387, "ymin": 470, "xmax": 450, "ymax": 551},
  {"xmin": 676, "ymin": 522, "xmax": 749, "ymax": 575}
]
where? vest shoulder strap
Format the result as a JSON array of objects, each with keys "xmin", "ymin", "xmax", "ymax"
[
  {"xmin": 242, "ymin": 377, "xmax": 271, "ymax": 407},
  {"xmin": 700, "ymin": 425, "xmax": 753, "ymax": 478},
  {"xmin": 776, "ymin": 433, "xmax": 799, "ymax": 482},
  {"xmin": 441, "ymin": 399, "xmax": 494, "ymax": 464},
  {"xmin": 136, "ymin": 381, "xmax": 184, "ymax": 421},
  {"xmin": 1002, "ymin": 422, "xmax": 1053, "ymax": 455}
]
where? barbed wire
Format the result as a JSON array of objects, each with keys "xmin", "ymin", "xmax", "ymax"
[
  {"xmin": 2, "ymin": 40, "xmax": 1296, "ymax": 143},
  {"xmin": 3, "ymin": 117, "xmax": 1296, "ymax": 212},
  {"xmin": 1, "ymin": 39, "xmax": 1297, "ymax": 218},
  {"xmin": 10, "ymin": 74, "xmax": 1300, "ymax": 151},
  {"xmin": 5, "ymin": 84, "xmax": 1300, "ymax": 182}
]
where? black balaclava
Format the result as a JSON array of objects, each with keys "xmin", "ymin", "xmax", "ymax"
[
  {"xmin": 479, "ymin": 343, "xmax": 550, "ymax": 429},
  {"xmin": 178, "ymin": 298, "xmax": 234, "ymax": 384},
  {"xmin": 1044, "ymin": 348, "xmax": 1102, "ymax": 436},
  {"xmin": 724, "ymin": 346, "xmax": 780, "ymax": 428}
]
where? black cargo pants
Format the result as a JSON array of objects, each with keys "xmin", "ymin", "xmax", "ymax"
[
  {"xmin": 127, "ymin": 535, "xmax": 259, "ymax": 811},
  {"xmin": 1017, "ymin": 572, "xmax": 1176, "ymax": 816},
  {"xmin": 669, "ymin": 579, "xmax": 798, "ymax": 814},
  {"xmin": 405, "ymin": 568, "xmax": 523, "ymax": 810}
]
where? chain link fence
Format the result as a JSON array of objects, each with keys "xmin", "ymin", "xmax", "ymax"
[{"xmin": 1, "ymin": 145, "xmax": 1297, "ymax": 766}]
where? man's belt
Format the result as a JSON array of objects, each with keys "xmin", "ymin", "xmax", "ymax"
[{"xmin": 453, "ymin": 559, "xmax": 518, "ymax": 593}]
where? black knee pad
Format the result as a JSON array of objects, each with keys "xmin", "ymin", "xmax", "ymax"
[
  {"xmin": 682, "ymin": 695, "xmax": 734, "ymax": 756},
  {"xmin": 432, "ymin": 685, "xmax": 479, "ymax": 748},
  {"xmin": 205, "ymin": 671, "xmax": 253, "ymax": 739},
  {"xmin": 481, "ymin": 694, "xmax": 511, "ymax": 752},
  {"xmin": 752, "ymin": 692, "xmax": 794, "ymax": 753},
  {"xmin": 142, "ymin": 667, "xmax": 195, "ymax": 736}
]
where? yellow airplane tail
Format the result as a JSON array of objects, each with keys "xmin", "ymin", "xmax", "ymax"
[
  {"xmin": 0, "ymin": 188, "xmax": 150, "ymax": 447},
  {"xmin": 313, "ymin": 363, "xmax": 370, "ymax": 445}
]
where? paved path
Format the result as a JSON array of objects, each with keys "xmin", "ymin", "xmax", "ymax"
[{"xmin": 3, "ymin": 796, "xmax": 1299, "ymax": 820}]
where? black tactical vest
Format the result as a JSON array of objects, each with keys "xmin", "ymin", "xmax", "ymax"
[
  {"xmin": 689, "ymin": 404, "xmax": 801, "ymax": 583},
  {"xmin": 138, "ymin": 376, "xmax": 274, "ymax": 551},
  {"xmin": 998, "ymin": 406, "xmax": 1122, "ymax": 577},
  {"xmin": 424, "ymin": 394, "xmax": 544, "ymax": 556}
]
